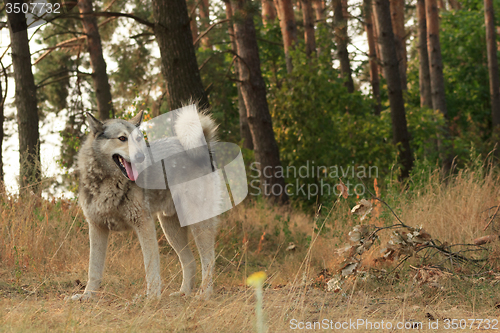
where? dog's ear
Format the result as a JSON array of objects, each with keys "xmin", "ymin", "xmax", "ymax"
[
  {"xmin": 130, "ymin": 110, "xmax": 144, "ymax": 127},
  {"xmin": 86, "ymin": 112, "xmax": 104, "ymax": 134}
]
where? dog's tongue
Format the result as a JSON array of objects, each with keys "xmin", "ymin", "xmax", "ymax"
[{"xmin": 123, "ymin": 159, "xmax": 138, "ymax": 181}]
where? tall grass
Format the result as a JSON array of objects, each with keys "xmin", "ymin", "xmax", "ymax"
[{"xmin": 1, "ymin": 163, "xmax": 500, "ymax": 332}]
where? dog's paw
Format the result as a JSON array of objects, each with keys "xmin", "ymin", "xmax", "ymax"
[
  {"xmin": 65, "ymin": 292, "xmax": 94, "ymax": 302},
  {"xmin": 194, "ymin": 289, "xmax": 213, "ymax": 300}
]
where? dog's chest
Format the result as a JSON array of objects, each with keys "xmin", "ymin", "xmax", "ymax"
[{"xmin": 81, "ymin": 177, "xmax": 148, "ymax": 231}]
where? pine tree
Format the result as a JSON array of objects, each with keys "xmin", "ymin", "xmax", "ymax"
[
  {"xmin": 231, "ymin": 0, "xmax": 288, "ymax": 203},
  {"xmin": 7, "ymin": 3, "xmax": 42, "ymax": 191},
  {"xmin": 374, "ymin": 0, "xmax": 413, "ymax": 178}
]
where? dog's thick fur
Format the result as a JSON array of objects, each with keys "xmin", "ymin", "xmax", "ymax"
[{"xmin": 71, "ymin": 107, "xmax": 220, "ymax": 301}]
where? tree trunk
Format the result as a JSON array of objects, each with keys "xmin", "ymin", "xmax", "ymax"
[
  {"xmin": 364, "ymin": 0, "xmax": 382, "ymax": 114},
  {"xmin": 231, "ymin": 0, "xmax": 288, "ymax": 204},
  {"xmin": 437, "ymin": 0, "xmax": 446, "ymax": 9},
  {"xmin": 390, "ymin": 0, "xmax": 407, "ymax": 89},
  {"xmin": 374, "ymin": 0, "xmax": 413, "ymax": 179},
  {"xmin": 262, "ymin": 0, "xmax": 277, "ymax": 25},
  {"xmin": 417, "ymin": 0, "xmax": 432, "ymax": 108},
  {"xmin": 0, "ymin": 74, "xmax": 3, "ymax": 184},
  {"xmin": 426, "ymin": 0, "xmax": 452, "ymax": 170},
  {"xmin": 274, "ymin": 0, "xmax": 298, "ymax": 73},
  {"xmin": 312, "ymin": 0, "xmax": 326, "ymax": 56},
  {"xmin": 7, "ymin": 3, "xmax": 42, "ymax": 191},
  {"xmin": 333, "ymin": 0, "xmax": 354, "ymax": 92},
  {"xmin": 312, "ymin": 0, "xmax": 325, "ymax": 20},
  {"xmin": 426, "ymin": 0, "xmax": 447, "ymax": 117},
  {"xmin": 333, "ymin": 0, "xmax": 354, "ymax": 93},
  {"xmin": 371, "ymin": 9, "xmax": 383, "ymax": 76},
  {"xmin": 187, "ymin": 0, "xmax": 199, "ymax": 43},
  {"xmin": 152, "ymin": 0, "xmax": 209, "ymax": 110},
  {"xmin": 302, "ymin": 0, "xmax": 316, "ymax": 57},
  {"xmin": 199, "ymin": 0, "xmax": 212, "ymax": 49},
  {"xmin": 485, "ymin": 0, "xmax": 500, "ymax": 152},
  {"xmin": 78, "ymin": 0, "xmax": 114, "ymax": 120},
  {"xmin": 225, "ymin": 0, "xmax": 254, "ymax": 150}
]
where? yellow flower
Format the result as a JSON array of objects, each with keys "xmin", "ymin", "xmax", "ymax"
[{"xmin": 247, "ymin": 271, "xmax": 267, "ymax": 288}]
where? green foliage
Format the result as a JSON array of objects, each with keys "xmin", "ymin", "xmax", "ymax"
[
  {"xmin": 440, "ymin": 9, "xmax": 489, "ymax": 133},
  {"xmin": 269, "ymin": 58, "xmax": 395, "ymax": 205},
  {"xmin": 109, "ymin": 38, "xmax": 152, "ymax": 108},
  {"xmin": 406, "ymin": 0, "xmax": 500, "ymax": 165},
  {"xmin": 397, "ymin": 105, "xmax": 446, "ymax": 162}
]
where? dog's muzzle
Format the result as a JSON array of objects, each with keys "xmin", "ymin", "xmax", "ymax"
[{"xmin": 113, "ymin": 154, "xmax": 141, "ymax": 181}]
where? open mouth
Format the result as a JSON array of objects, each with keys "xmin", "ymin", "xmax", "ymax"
[{"xmin": 112, "ymin": 154, "xmax": 138, "ymax": 181}]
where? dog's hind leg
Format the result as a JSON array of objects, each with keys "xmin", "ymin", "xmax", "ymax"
[
  {"xmin": 134, "ymin": 218, "xmax": 162, "ymax": 299},
  {"xmin": 190, "ymin": 218, "xmax": 218, "ymax": 299},
  {"xmin": 158, "ymin": 214, "xmax": 196, "ymax": 296},
  {"xmin": 70, "ymin": 222, "xmax": 109, "ymax": 301}
]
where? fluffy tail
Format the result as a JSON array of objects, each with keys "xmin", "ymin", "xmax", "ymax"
[{"xmin": 174, "ymin": 103, "xmax": 218, "ymax": 154}]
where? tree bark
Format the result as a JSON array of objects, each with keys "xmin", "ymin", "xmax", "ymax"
[
  {"xmin": 374, "ymin": 0, "xmax": 413, "ymax": 179},
  {"xmin": 231, "ymin": 0, "xmax": 288, "ymax": 204},
  {"xmin": 0, "ymin": 73, "xmax": 3, "ymax": 184},
  {"xmin": 426, "ymin": 0, "xmax": 452, "ymax": 170},
  {"xmin": 225, "ymin": 0, "xmax": 254, "ymax": 150},
  {"xmin": 302, "ymin": 0, "xmax": 316, "ymax": 57},
  {"xmin": 274, "ymin": 0, "xmax": 298, "ymax": 73},
  {"xmin": 364, "ymin": 0, "xmax": 382, "ymax": 114},
  {"xmin": 371, "ymin": 10, "xmax": 384, "ymax": 77},
  {"xmin": 199, "ymin": 0, "xmax": 212, "ymax": 49},
  {"xmin": 390, "ymin": 0, "xmax": 407, "ymax": 89},
  {"xmin": 152, "ymin": 0, "xmax": 209, "ymax": 110},
  {"xmin": 7, "ymin": 3, "xmax": 42, "ymax": 191},
  {"xmin": 485, "ymin": 0, "xmax": 500, "ymax": 152},
  {"xmin": 417, "ymin": 0, "xmax": 432, "ymax": 108},
  {"xmin": 262, "ymin": 0, "xmax": 277, "ymax": 25},
  {"xmin": 333, "ymin": 0, "xmax": 354, "ymax": 93},
  {"xmin": 187, "ymin": 0, "xmax": 199, "ymax": 43},
  {"xmin": 78, "ymin": 0, "xmax": 114, "ymax": 120}
]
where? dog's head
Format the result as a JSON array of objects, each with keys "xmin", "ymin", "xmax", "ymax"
[{"xmin": 86, "ymin": 112, "xmax": 146, "ymax": 182}]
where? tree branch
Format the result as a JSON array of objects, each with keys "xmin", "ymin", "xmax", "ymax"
[
  {"xmin": 193, "ymin": 19, "xmax": 230, "ymax": 47},
  {"xmin": 198, "ymin": 50, "xmax": 234, "ymax": 71},
  {"xmin": 37, "ymin": 72, "xmax": 92, "ymax": 89},
  {"xmin": 66, "ymin": 11, "xmax": 154, "ymax": 28},
  {"xmin": 0, "ymin": 59, "xmax": 8, "ymax": 112},
  {"xmin": 483, "ymin": 202, "xmax": 500, "ymax": 230},
  {"xmin": 33, "ymin": 36, "xmax": 86, "ymax": 65},
  {"xmin": 88, "ymin": 11, "xmax": 153, "ymax": 28}
]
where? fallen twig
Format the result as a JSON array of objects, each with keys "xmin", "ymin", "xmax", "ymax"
[{"xmin": 483, "ymin": 203, "xmax": 500, "ymax": 231}]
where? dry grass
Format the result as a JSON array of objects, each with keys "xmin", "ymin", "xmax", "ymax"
[{"xmin": 1, "ymin": 166, "xmax": 500, "ymax": 332}]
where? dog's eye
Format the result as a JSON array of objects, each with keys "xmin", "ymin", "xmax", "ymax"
[{"xmin": 118, "ymin": 136, "xmax": 127, "ymax": 142}]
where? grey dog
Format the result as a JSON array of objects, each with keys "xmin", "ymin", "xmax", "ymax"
[{"xmin": 71, "ymin": 105, "xmax": 220, "ymax": 301}]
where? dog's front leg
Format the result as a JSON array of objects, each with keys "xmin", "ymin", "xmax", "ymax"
[
  {"xmin": 134, "ymin": 219, "xmax": 162, "ymax": 299},
  {"xmin": 71, "ymin": 222, "xmax": 109, "ymax": 301}
]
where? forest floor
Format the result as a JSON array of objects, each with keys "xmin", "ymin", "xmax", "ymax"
[{"xmin": 1, "ymin": 166, "xmax": 500, "ymax": 332}]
